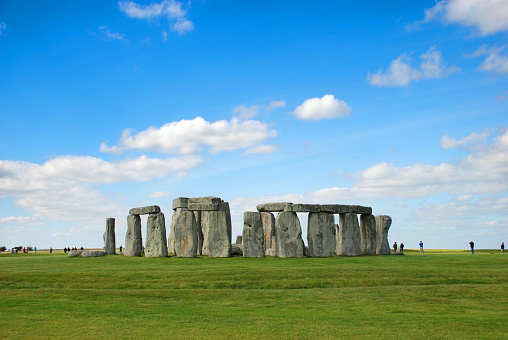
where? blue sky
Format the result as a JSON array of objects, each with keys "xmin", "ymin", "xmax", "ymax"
[{"xmin": 1, "ymin": 0, "xmax": 507, "ymax": 250}]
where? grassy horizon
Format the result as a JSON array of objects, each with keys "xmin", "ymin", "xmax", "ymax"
[{"xmin": 1, "ymin": 251, "xmax": 507, "ymax": 338}]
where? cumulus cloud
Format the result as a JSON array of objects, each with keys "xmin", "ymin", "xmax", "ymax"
[
  {"xmin": 100, "ymin": 117, "xmax": 277, "ymax": 155},
  {"xmin": 118, "ymin": 0, "xmax": 194, "ymax": 35},
  {"xmin": 413, "ymin": 0, "xmax": 508, "ymax": 36},
  {"xmin": 368, "ymin": 46, "xmax": 459, "ymax": 86},
  {"xmin": 471, "ymin": 45, "xmax": 508, "ymax": 74},
  {"xmin": 293, "ymin": 95, "xmax": 352, "ymax": 120},
  {"xmin": 440, "ymin": 129, "xmax": 492, "ymax": 149},
  {"xmin": 232, "ymin": 100, "xmax": 286, "ymax": 119},
  {"xmin": 242, "ymin": 144, "xmax": 278, "ymax": 156}
]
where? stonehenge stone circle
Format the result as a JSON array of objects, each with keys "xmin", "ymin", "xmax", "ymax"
[
  {"xmin": 260, "ymin": 212, "xmax": 276, "ymax": 251},
  {"xmin": 207, "ymin": 210, "xmax": 232, "ymax": 257},
  {"xmin": 375, "ymin": 215, "xmax": 392, "ymax": 255},
  {"xmin": 336, "ymin": 213, "xmax": 361, "ymax": 256},
  {"xmin": 174, "ymin": 210, "xmax": 198, "ymax": 257},
  {"xmin": 360, "ymin": 214, "xmax": 377, "ymax": 255},
  {"xmin": 125, "ymin": 214, "xmax": 143, "ymax": 256},
  {"xmin": 145, "ymin": 212, "xmax": 168, "ymax": 257},
  {"xmin": 307, "ymin": 212, "xmax": 336, "ymax": 257},
  {"xmin": 103, "ymin": 217, "xmax": 116, "ymax": 255},
  {"xmin": 243, "ymin": 212, "xmax": 265, "ymax": 257},
  {"xmin": 275, "ymin": 211, "xmax": 305, "ymax": 258}
]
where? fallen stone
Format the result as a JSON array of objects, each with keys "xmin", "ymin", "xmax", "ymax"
[
  {"xmin": 172, "ymin": 197, "xmax": 189, "ymax": 210},
  {"xmin": 375, "ymin": 215, "xmax": 392, "ymax": 255},
  {"xmin": 231, "ymin": 244, "xmax": 243, "ymax": 256},
  {"xmin": 68, "ymin": 250, "xmax": 83, "ymax": 257},
  {"xmin": 336, "ymin": 213, "xmax": 361, "ymax": 256},
  {"xmin": 125, "ymin": 214, "xmax": 143, "ymax": 257},
  {"xmin": 129, "ymin": 205, "xmax": 161, "ymax": 215},
  {"xmin": 207, "ymin": 210, "xmax": 231, "ymax": 258},
  {"xmin": 103, "ymin": 217, "xmax": 116, "ymax": 255},
  {"xmin": 81, "ymin": 250, "xmax": 108, "ymax": 257},
  {"xmin": 145, "ymin": 212, "xmax": 168, "ymax": 257},
  {"xmin": 174, "ymin": 211, "xmax": 198, "ymax": 257},
  {"xmin": 307, "ymin": 212, "xmax": 336, "ymax": 257},
  {"xmin": 275, "ymin": 212, "xmax": 304, "ymax": 258},
  {"xmin": 284, "ymin": 203, "xmax": 321, "ymax": 213},
  {"xmin": 261, "ymin": 212, "xmax": 276, "ymax": 250},
  {"xmin": 256, "ymin": 202, "xmax": 293, "ymax": 212},
  {"xmin": 243, "ymin": 212, "xmax": 265, "ymax": 257},
  {"xmin": 360, "ymin": 214, "xmax": 377, "ymax": 255},
  {"xmin": 236, "ymin": 235, "xmax": 243, "ymax": 244}
]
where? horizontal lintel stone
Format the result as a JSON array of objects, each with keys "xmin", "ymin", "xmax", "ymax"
[
  {"xmin": 256, "ymin": 202, "xmax": 293, "ymax": 212},
  {"xmin": 188, "ymin": 203, "xmax": 220, "ymax": 211},
  {"xmin": 189, "ymin": 196, "xmax": 223, "ymax": 205},
  {"xmin": 320, "ymin": 204, "xmax": 372, "ymax": 215},
  {"xmin": 129, "ymin": 205, "xmax": 161, "ymax": 215},
  {"xmin": 284, "ymin": 204, "xmax": 321, "ymax": 213},
  {"xmin": 172, "ymin": 197, "xmax": 189, "ymax": 210}
]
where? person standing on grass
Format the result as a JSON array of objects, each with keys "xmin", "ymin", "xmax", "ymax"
[
  {"xmin": 49, "ymin": 247, "xmax": 53, "ymax": 254},
  {"xmin": 393, "ymin": 242, "xmax": 397, "ymax": 253},
  {"xmin": 419, "ymin": 241, "xmax": 424, "ymax": 254},
  {"xmin": 469, "ymin": 241, "xmax": 474, "ymax": 254},
  {"xmin": 502, "ymin": 242, "xmax": 504, "ymax": 254},
  {"xmin": 400, "ymin": 243, "xmax": 404, "ymax": 253}
]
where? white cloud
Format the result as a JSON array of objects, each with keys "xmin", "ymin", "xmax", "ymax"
[
  {"xmin": 265, "ymin": 100, "xmax": 286, "ymax": 111},
  {"xmin": 414, "ymin": 0, "xmax": 508, "ymax": 36},
  {"xmin": 242, "ymin": 144, "xmax": 278, "ymax": 156},
  {"xmin": 472, "ymin": 45, "xmax": 508, "ymax": 74},
  {"xmin": 149, "ymin": 191, "xmax": 171, "ymax": 198},
  {"xmin": 119, "ymin": 0, "xmax": 194, "ymax": 35},
  {"xmin": 162, "ymin": 29, "xmax": 168, "ymax": 41},
  {"xmin": 293, "ymin": 94, "xmax": 352, "ymax": 120},
  {"xmin": 98, "ymin": 26, "xmax": 129, "ymax": 43},
  {"xmin": 231, "ymin": 105, "xmax": 261, "ymax": 119},
  {"xmin": 0, "ymin": 21, "xmax": 6, "ymax": 36},
  {"xmin": 368, "ymin": 46, "xmax": 459, "ymax": 86},
  {"xmin": 100, "ymin": 117, "xmax": 277, "ymax": 155},
  {"xmin": 440, "ymin": 129, "xmax": 492, "ymax": 149}
]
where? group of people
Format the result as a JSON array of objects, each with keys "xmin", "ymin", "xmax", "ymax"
[
  {"xmin": 63, "ymin": 247, "xmax": 83, "ymax": 253},
  {"xmin": 392, "ymin": 242, "xmax": 404, "ymax": 253}
]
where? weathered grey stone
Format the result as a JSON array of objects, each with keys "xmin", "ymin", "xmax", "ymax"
[
  {"xmin": 145, "ymin": 212, "xmax": 168, "ymax": 257},
  {"xmin": 307, "ymin": 212, "xmax": 336, "ymax": 257},
  {"xmin": 172, "ymin": 197, "xmax": 189, "ymax": 210},
  {"xmin": 194, "ymin": 211, "xmax": 203, "ymax": 255},
  {"xmin": 81, "ymin": 250, "xmax": 108, "ymax": 257},
  {"xmin": 68, "ymin": 250, "xmax": 83, "ymax": 257},
  {"xmin": 207, "ymin": 210, "xmax": 231, "ymax": 257},
  {"xmin": 201, "ymin": 211, "xmax": 211, "ymax": 255},
  {"xmin": 189, "ymin": 196, "xmax": 222, "ymax": 205},
  {"xmin": 231, "ymin": 244, "xmax": 243, "ymax": 256},
  {"xmin": 360, "ymin": 214, "xmax": 377, "ymax": 255},
  {"xmin": 375, "ymin": 215, "xmax": 392, "ymax": 255},
  {"xmin": 219, "ymin": 202, "xmax": 233, "ymax": 246},
  {"xmin": 284, "ymin": 203, "xmax": 321, "ymax": 213},
  {"xmin": 275, "ymin": 212, "xmax": 304, "ymax": 258},
  {"xmin": 236, "ymin": 235, "xmax": 243, "ymax": 244},
  {"xmin": 103, "ymin": 217, "xmax": 116, "ymax": 255},
  {"xmin": 336, "ymin": 213, "xmax": 361, "ymax": 256},
  {"xmin": 320, "ymin": 204, "xmax": 372, "ymax": 215},
  {"xmin": 129, "ymin": 205, "xmax": 161, "ymax": 215},
  {"xmin": 260, "ymin": 212, "xmax": 276, "ymax": 250},
  {"xmin": 168, "ymin": 207, "xmax": 187, "ymax": 255},
  {"xmin": 188, "ymin": 203, "xmax": 220, "ymax": 211},
  {"xmin": 174, "ymin": 211, "xmax": 198, "ymax": 257},
  {"xmin": 265, "ymin": 248, "xmax": 276, "ymax": 256},
  {"xmin": 243, "ymin": 212, "xmax": 265, "ymax": 257},
  {"xmin": 125, "ymin": 214, "xmax": 143, "ymax": 256},
  {"xmin": 256, "ymin": 202, "xmax": 293, "ymax": 212}
]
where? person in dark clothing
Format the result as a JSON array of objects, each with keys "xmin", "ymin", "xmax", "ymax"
[
  {"xmin": 393, "ymin": 242, "xmax": 398, "ymax": 252},
  {"xmin": 501, "ymin": 242, "xmax": 504, "ymax": 254},
  {"xmin": 400, "ymin": 243, "xmax": 404, "ymax": 253},
  {"xmin": 469, "ymin": 241, "xmax": 474, "ymax": 254}
]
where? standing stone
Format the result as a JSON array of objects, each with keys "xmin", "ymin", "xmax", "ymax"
[
  {"xmin": 201, "ymin": 210, "xmax": 211, "ymax": 255},
  {"xmin": 145, "ymin": 212, "xmax": 168, "ymax": 257},
  {"xmin": 174, "ymin": 211, "xmax": 198, "ymax": 257},
  {"xmin": 236, "ymin": 235, "xmax": 243, "ymax": 244},
  {"xmin": 243, "ymin": 212, "xmax": 265, "ymax": 257},
  {"xmin": 375, "ymin": 215, "xmax": 392, "ymax": 255},
  {"xmin": 168, "ymin": 207, "xmax": 187, "ymax": 255},
  {"xmin": 307, "ymin": 212, "xmax": 336, "ymax": 257},
  {"xmin": 207, "ymin": 210, "xmax": 231, "ymax": 257},
  {"xmin": 360, "ymin": 214, "xmax": 377, "ymax": 255},
  {"xmin": 275, "ymin": 212, "xmax": 304, "ymax": 258},
  {"xmin": 193, "ymin": 211, "xmax": 203, "ymax": 255},
  {"xmin": 220, "ymin": 202, "xmax": 233, "ymax": 247},
  {"xmin": 103, "ymin": 217, "xmax": 116, "ymax": 255},
  {"xmin": 261, "ymin": 212, "xmax": 276, "ymax": 251},
  {"xmin": 125, "ymin": 214, "xmax": 143, "ymax": 256},
  {"xmin": 336, "ymin": 213, "xmax": 361, "ymax": 256}
]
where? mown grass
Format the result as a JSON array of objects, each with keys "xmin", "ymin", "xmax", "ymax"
[{"xmin": 1, "ymin": 250, "xmax": 507, "ymax": 339}]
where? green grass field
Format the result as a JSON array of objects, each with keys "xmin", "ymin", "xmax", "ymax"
[{"xmin": 1, "ymin": 249, "xmax": 507, "ymax": 339}]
